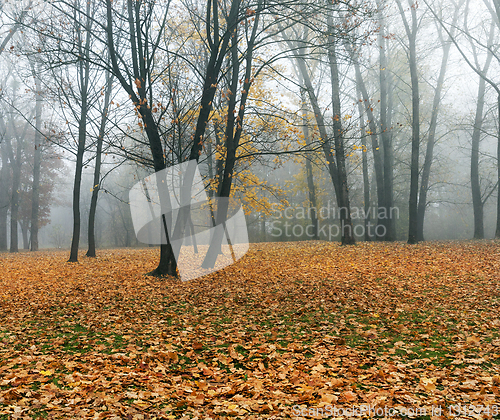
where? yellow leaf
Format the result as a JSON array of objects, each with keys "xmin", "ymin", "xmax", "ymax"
[
  {"xmin": 40, "ymin": 370, "xmax": 53, "ymax": 376},
  {"xmin": 420, "ymin": 377, "xmax": 436, "ymax": 391}
]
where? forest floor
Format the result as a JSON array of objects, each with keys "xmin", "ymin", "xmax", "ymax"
[{"xmin": 0, "ymin": 241, "xmax": 500, "ymax": 419}]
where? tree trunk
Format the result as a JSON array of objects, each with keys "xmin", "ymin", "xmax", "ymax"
[
  {"xmin": 327, "ymin": 31, "xmax": 355, "ymax": 245},
  {"xmin": 68, "ymin": 108, "xmax": 87, "ymax": 262},
  {"xmin": 30, "ymin": 70, "xmax": 42, "ymax": 251},
  {"xmin": 213, "ymin": 120, "xmax": 225, "ymax": 209},
  {"xmin": 87, "ymin": 70, "xmax": 113, "ymax": 258},
  {"xmin": 260, "ymin": 213, "xmax": 266, "ymax": 241},
  {"xmin": 396, "ymin": 0, "xmax": 420, "ymax": 244},
  {"xmin": 69, "ymin": 8, "xmax": 92, "ymax": 262},
  {"xmin": 9, "ymin": 206, "xmax": 18, "ymax": 253},
  {"xmin": 8, "ymin": 139, "xmax": 21, "ymax": 253},
  {"xmin": 298, "ymin": 80, "xmax": 319, "ymax": 239},
  {"xmin": 20, "ymin": 221, "xmax": 29, "ymax": 250},
  {"xmin": 469, "ymin": 37, "xmax": 494, "ymax": 239},
  {"xmin": 356, "ymin": 88, "xmax": 371, "ymax": 241},
  {"xmin": 106, "ymin": 0, "xmax": 229, "ymax": 276},
  {"xmin": 86, "ymin": 168, "xmax": 100, "ymax": 257},
  {"xmin": 407, "ymin": 36, "xmax": 419, "ymax": 245},
  {"xmin": 496, "ymin": 93, "xmax": 500, "ymax": 238},
  {"xmin": 8, "ymin": 106, "xmax": 31, "ymax": 253},
  {"xmin": 298, "ymin": 67, "xmax": 339, "ymax": 196},
  {"xmin": 189, "ymin": 0, "xmax": 242, "ymax": 163},
  {"xmin": 138, "ymin": 108, "xmax": 178, "ymax": 277},
  {"xmin": 201, "ymin": 4, "xmax": 260, "ymax": 269},
  {"xmin": 471, "ymin": 73, "xmax": 489, "ymax": 239},
  {"xmin": 351, "ymin": 52, "xmax": 385, "ymax": 236},
  {"xmin": 0, "ymin": 141, "xmax": 10, "ymax": 251},
  {"xmin": 305, "ymin": 159, "xmax": 318, "ymax": 239},
  {"xmin": 305, "ymin": 157, "xmax": 318, "ymax": 240},
  {"xmin": 378, "ymin": 7, "xmax": 395, "ymax": 241},
  {"xmin": 430, "ymin": 6, "xmax": 499, "ymax": 238},
  {"xmin": 416, "ymin": 7, "xmax": 460, "ymax": 241}
]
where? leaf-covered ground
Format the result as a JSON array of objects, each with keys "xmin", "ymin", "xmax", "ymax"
[{"xmin": 1, "ymin": 241, "xmax": 500, "ymax": 419}]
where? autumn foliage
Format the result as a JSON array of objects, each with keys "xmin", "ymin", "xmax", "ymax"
[{"xmin": 0, "ymin": 241, "xmax": 500, "ymax": 418}]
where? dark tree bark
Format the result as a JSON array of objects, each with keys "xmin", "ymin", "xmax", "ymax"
[
  {"xmin": 356, "ymin": 87, "xmax": 371, "ymax": 241},
  {"xmin": 326, "ymin": 16, "xmax": 355, "ymax": 245},
  {"xmin": 260, "ymin": 213, "xmax": 266, "ymax": 241},
  {"xmin": 0, "ymin": 132, "xmax": 10, "ymax": 251},
  {"xmin": 20, "ymin": 221, "xmax": 29, "ymax": 250},
  {"xmin": 6, "ymin": 116, "xmax": 30, "ymax": 253},
  {"xmin": 377, "ymin": 4, "xmax": 395, "ymax": 241},
  {"xmin": 470, "ymin": 62, "xmax": 491, "ymax": 239},
  {"xmin": 349, "ymin": 48, "xmax": 385, "ymax": 235},
  {"xmin": 9, "ymin": 147, "xmax": 20, "ymax": 253},
  {"xmin": 189, "ymin": 0, "xmax": 242, "ymax": 163},
  {"xmin": 68, "ymin": 0, "xmax": 92, "ymax": 262},
  {"xmin": 30, "ymin": 68, "xmax": 42, "ymax": 251},
  {"xmin": 201, "ymin": 0, "xmax": 261, "ymax": 269},
  {"xmin": 496, "ymin": 93, "xmax": 500, "ymax": 238},
  {"xmin": 87, "ymin": 69, "xmax": 113, "ymax": 258},
  {"xmin": 4, "ymin": 136, "xmax": 20, "ymax": 253},
  {"xmin": 295, "ymin": 59, "xmax": 343, "ymax": 238},
  {"xmin": 105, "ymin": 0, "xmax": 178, "ymax": 276},
  {"xmin": 285, "ymin": 28, "xmax": 355, "ymax": 245},
  {"xmin": 480, "ymin": 1, "xmax": 500, "ymax": 238},
  {"xmin": 301, "ymin": 88, "xmax": 319, "ymax": 240},
  {"xmin": 0, "ymin": 124, "xmax": 12, "ymax": 251},
  {"xmin": 68, "ymin": 95, "xmax": 88, "ymax": 261},
  {"xmin": 305, "ymin": 158, "xmax": 319, "ymax": 239},
  {"xmin": 396, "ymin": 0, "xmax": 419, "ymax": 244},
  {"xmin": 214, "ymin": 121, "xmax": 225, "ymax": 196},
  {"xmin": 464, "ymin": 20, "xmax": 494, "ymax": 239}
]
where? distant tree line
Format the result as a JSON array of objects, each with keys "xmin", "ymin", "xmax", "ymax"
[{"xmin": 0, "ymin": 0, "xmax": 499, "ymax": 277}]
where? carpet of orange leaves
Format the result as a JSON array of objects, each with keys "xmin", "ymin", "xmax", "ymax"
[{"xmin": 1, "ymin": 241, "xmax": 500, "ymax": 419}]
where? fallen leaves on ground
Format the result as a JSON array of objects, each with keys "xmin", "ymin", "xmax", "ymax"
[{"xmin": 0, "ymin": 240, "xmax": 500, "ymax": 419}]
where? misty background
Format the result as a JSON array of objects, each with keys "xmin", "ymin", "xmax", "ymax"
[{"xmin": 0, "ymin": 0, "xmax": 499, "ymax": 253}]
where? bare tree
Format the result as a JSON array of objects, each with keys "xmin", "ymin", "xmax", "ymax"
[
  {"xmin": 0, "ymin": 0, "xmax": 32, "ymax": 55},
  {"xmin": 417, "ymin": 0, "xmax": 464, "ymax": 241},
  {"xmin": 4, "ymin": 104, "xmax": 33, "ymax": 252},
  {"xmin": 280, "ymin": 1, "xmax": 370, "ymax": 245},
  {"xmin": 0, "ymin": 137, "xmax": 9, "ymax": 250},
  {"xmin": 30, "ymin": 64, "xmax": 43, "ymax": 251},
  {"xmin": 87, "ymin": 66, "xmax": 114, "ymax": 257},
  {"xmin": 426, "ymin": 0, "xmax": 500, "ymax": 238},
  {"xmin": 395, "ymin": 0, "xmax": 420, "ymax": 244},
  {"xmin": 376, "ymin": 0, "xmax": 396, "ymax": 241}
]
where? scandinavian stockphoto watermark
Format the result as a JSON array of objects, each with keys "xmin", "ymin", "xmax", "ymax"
[
  {"xmin": 291, "ymin": 404, "xmax": 500, "ymax": 418},
  {"xmin": 128, "ymin": 160, "xmax": 249, "ymax": 281},
  {"xmin": 270, "ymin": 201, "xmax": 399, "ymax": 240}
]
